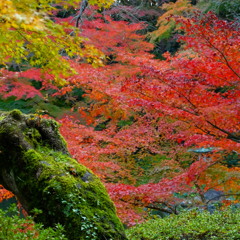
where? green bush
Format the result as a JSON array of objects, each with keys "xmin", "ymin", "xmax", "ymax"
[
  {"xmin": 126, "ymin": 208, "xmax": 240, "ymax": 240},
  {"xmin": 0, "ymin": 204, "xmax": 67, "ymax": 240}
]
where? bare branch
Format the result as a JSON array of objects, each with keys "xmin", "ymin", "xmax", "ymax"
[{"xmin": 75, "ymin": 0, "xmax": 88, "ymax": 28}]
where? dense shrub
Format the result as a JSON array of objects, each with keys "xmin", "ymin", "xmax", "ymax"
[
  {"xmin": 0, "ymin": 204, "xmax": 67, "ymax": 240},
  {"xmin": 126, "ymin": 208, "xmax": 240, "ymax": 240}
]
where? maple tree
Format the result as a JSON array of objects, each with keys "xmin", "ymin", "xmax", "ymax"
[
  {"xmin": 80, "ymin": 11, "xmax": 239, "ymax": 223},
  {"xmin": 133, "ymin": 12, "xmax": 240, "ymax": 146},
  {"xmin": 0, "ymin": 0, "xmax": 113, "ymax": 85},
  {"xmin": 111, "ymin": 12, "xmax": 239, "ymax": 222}
]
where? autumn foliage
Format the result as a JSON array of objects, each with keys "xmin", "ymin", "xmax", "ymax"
[{"xmin": 0, "ymin": 0, "xmax": 239, "ymax": 227}]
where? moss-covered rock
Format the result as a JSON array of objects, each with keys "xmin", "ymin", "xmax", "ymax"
[{"xmin": 0, "ymin": 110, "xmax": 126, "ymax": 240}]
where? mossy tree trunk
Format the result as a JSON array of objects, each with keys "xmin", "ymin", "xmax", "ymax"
[{"xmin": 0, "ymin": 110, "xmax": 126, "ymax": 240}]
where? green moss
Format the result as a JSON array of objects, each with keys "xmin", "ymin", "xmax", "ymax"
[
  {"xmin": 24, "ymin": 128, "xmax": 42, "ymax": 147},
  {"xmin": 9, "ymin": 109, "xmax": 22, "ymax": 120},
  {"xmin": 23, "ymin": 146, "xmax": 125, "ymax": 239},
  {"xmin": 0, "ymin": 114, "xmax": 5, "ymax": 121}
]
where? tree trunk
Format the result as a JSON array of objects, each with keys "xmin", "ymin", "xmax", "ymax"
[{"xmin": 0, "ymin": 110, "xmax": 126, "ymax": 240}]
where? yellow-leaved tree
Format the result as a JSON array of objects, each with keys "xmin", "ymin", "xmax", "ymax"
[
  {"xmin": 149, "ymin": 0, "xmax": 193, "ymax": 42},
  {"xmin": 0, "ymin": 0, "xmax": 114, "ymax": 85}
]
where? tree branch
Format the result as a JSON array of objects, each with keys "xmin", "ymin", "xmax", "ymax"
[
  {"xmin": 75, "ymin": 0, "xmax": 88, "ymax": 28},
  {"xmin": 206, "ymin": 120, "xmax": 240, "ymax": 143},
  {"xmin": 206, "ymin": 193, "xmax": 240, "ymax": 204}
]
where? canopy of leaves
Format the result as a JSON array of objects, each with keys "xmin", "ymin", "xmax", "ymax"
[{"xmin": 0, "ymin": 0, "xmax": 112, "ymax": 85}]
